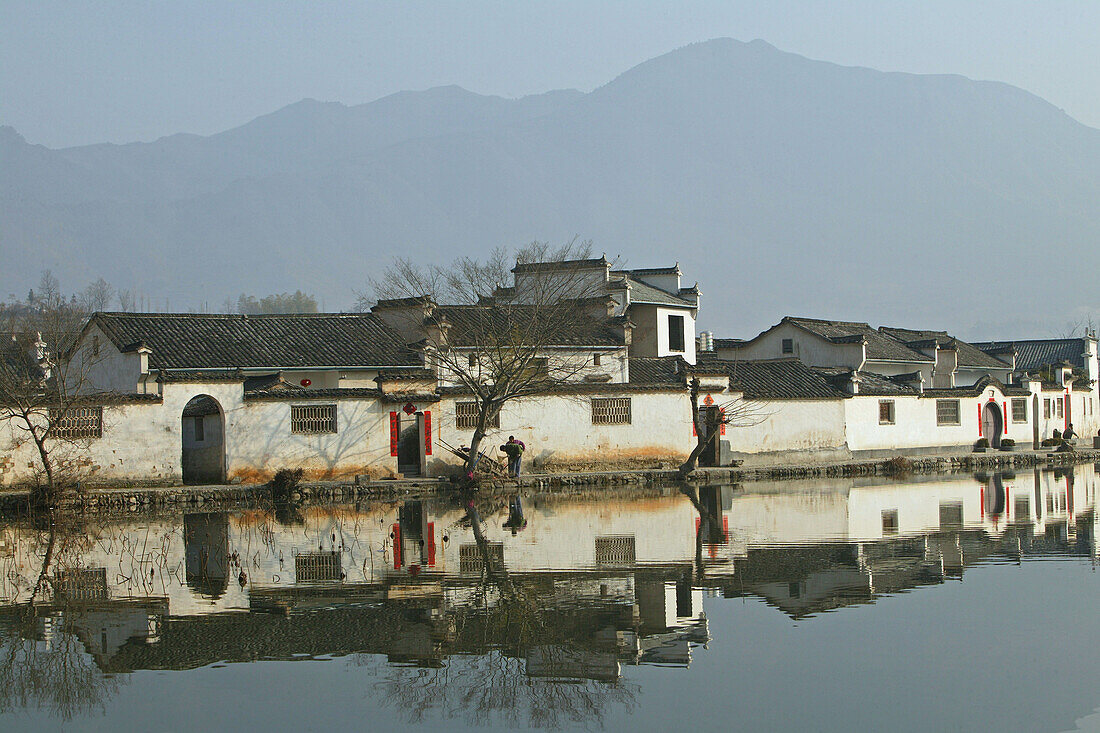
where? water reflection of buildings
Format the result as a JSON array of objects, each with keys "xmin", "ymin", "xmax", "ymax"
[{"xmin": 0, "ymin": 464, "xmax": 1096, "ymax": 681}]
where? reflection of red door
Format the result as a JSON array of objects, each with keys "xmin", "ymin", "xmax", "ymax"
[{"xmin": 982, "ymin": 402, "xmax": 1002, "ymax": 448}]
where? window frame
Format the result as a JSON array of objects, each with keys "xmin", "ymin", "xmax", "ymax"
[
  {"xmin": 781, "ymin": 338, "xmax": 794, "ymax": 354},
  {"xmin": 878, "ymin": 399, "xmax": 896, "ymax": 425},
  {"xmin": 1011, "ymin": 398, "xmax": 1028, "ymax": 424},
  {"xmin": 455, "ymin": 401, "xmax": 499, "ymax": 430},
  {"xmin": 50, "ymin": 406, "xmax": 104, "ymax": 440},
  {"xmin": 935, "ymin": 399, "xmax": 960, "ymax": 426},
  {"xmin": 591, "ymin": 397, "xmax": 632, "ymax": 425},
  {"xmin": 667, "ymin": 314, "xmax": 686, "ymax": 353},
  {"xmin": 290, "ymin": 404, "xmax": 338, "ymax": 434}
]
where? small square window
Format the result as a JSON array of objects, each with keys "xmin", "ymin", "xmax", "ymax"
[
  {"xmin": 1044, "ymin": 398, "xmax": 1051, "ymax": 419},
  {"xmin": 781, "ymin": 338, "xmax": 793, "ymax": 354},
  {"xmin": 882, "ymin": 509, "xmax": 899, "ymax": 534},
  {"xmin": 291, "ymin": 404, "xmax": 337, "ymax": 434},
  {"xmin": 592, "ymin": 397, "xmax": 631, "ymax": 425},
  {"xmin": 936, "ymin": 399, "xmax": 960, "ymax": 426},
  {"xmin": 468, "ymin": 354, "xmax": 476, "ymax": 367},
  {"xmin": 1056, "ymin": 398, "xmax": 1064, "ymax": 418},
  {"xmin": 593, "ymin": 353, "xmax": 601, "ymax": 367},
  {"xmin": 1011, "ymin": 398, "xmax": 1028, "ymax": 423},
  {"xmin": 878, "ymin": 400, "xmax": 896, "ymax": 425}
]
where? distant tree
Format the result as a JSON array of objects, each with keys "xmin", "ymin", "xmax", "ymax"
[
  {"xmin": 79, "ymin": 278, "xmax": 115, "ymax": 312},
  {"xmin": 116, "ymin": 289, "xmax": 136, "ymax": 312},
  {"xmin": 235, "ymin": 291, "xmax": 319, "ymax": 314}
]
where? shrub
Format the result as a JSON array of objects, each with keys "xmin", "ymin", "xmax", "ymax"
[
  {"xmin": 1041, "ymin": 437, "xmax": 1062, "ymax": 447},
  {"xmin": 974, "ymin": 438, "xmax": 990, "ymax": 449},
  {"xmin": 270, "ymin": 467, "xmax": 304, "ymax": 502},
  {"xmin": 1000, "ymin": 438, "xmax": 1015, "ymax": 448}
]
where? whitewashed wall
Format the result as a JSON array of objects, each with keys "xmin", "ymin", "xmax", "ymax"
[{"xmin": 434, "ymin": 391, "xmax": 694, "ymax": 471}]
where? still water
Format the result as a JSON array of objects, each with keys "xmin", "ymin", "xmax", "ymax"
[{"xmin": 2, "ymin": 465, "xmax": 1099, "ymax": 732}]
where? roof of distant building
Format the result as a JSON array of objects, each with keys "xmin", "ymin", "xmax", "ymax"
[
  {"xmin": 973, "ymin": 338, "xmax": 1090, "ymax": 371},
  {"xmin": 878, "ymin": 326, "xmax": 1011, "ymax": 369},
  {"xmin": 617, "ymin": 276, "xmax": 695, "ymax": 307},
  {"xmin": 427, "ymin": 304, "xmax": 625, "ymax": 348},
  {"xmin": 628, "ymin": 356, "xmax": 687, "ymax": 386},
  {"xmin": 512, "ymin": 257, "xmax": 610, "ymax": 274},
  {"xmin": 696, "ymin": 354, "xmax": 844, "ymax": 400},
  {"xmin": 781, "ymin": 317, "xmax": 930, "ymax": 363},
  {"xmin": 89, "ymin": 312, "xmax": 421, "ymax": 371}
]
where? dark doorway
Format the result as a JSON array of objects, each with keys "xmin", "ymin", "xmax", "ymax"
[
  {"xmin": 182, "ymin": 395, "xmax": 226, "ymax": 484},
  {"xmin": 982, "ymin": 401, "xmax": 1003, "ymax": 449},
  {"xmin": 397, "ymin": 413, "xmax": 422, "ymax": 476},
  {"xmin": 699, "ymin": 405, "xmax": 722, "ymax": 467}
]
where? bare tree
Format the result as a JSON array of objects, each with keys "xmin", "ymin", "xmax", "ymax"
[
  {"xmin": 680, "ymin": 374, "xmax": 771, "ymax": 477},
  {"xmin": 1, "ymin": 273, "xmax": 106, "ymax": 507},
  {"xmin": 78, "ymin": 278, "xmax": 115, "ymax": 313},
  {"xmin": 371, "ymin": 241, "xmax": 619, "ymax": 476}
]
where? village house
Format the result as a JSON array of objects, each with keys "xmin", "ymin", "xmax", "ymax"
[{"xmin": 3, "ymin": 259, "xmax": 1099, "ymax": 488}]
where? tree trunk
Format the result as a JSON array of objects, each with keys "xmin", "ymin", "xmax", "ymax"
[
  {"xmin": 679, "ymin": 378, "xmax": 716, "ymax": 477},
  {"xmin": 30, "ymin": 428, "xmax": 57, "ymax": 509}
]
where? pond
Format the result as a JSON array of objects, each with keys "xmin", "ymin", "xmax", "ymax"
[{"xmin": 1, "ymin": 464, "xmax": 1099, "ymax": 732}]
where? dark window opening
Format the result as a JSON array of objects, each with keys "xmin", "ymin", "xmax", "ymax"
[{"xmin": 668, "ymin": 314, "xmax": 685, "ymax": 352}]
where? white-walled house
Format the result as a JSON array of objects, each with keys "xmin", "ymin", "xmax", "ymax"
[
  {"xmin": 503, "ymin": 258, "xmax": 701, "ymax": 364},
  {"xmin": 717, "ymin": 317, "xmax": 1014, "ymax": 388}
]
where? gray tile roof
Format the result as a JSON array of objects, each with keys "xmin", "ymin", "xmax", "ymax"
[
  {"xmin": 879, "ymin": 327, "xmax": 1011, "ymax": 369},
  {"xmin": 973, "ymin": 338, "xmax": 1089, "ymax": 371},
  {"xmin": 90, "ymin": 313, "xmax": 422, "ymax": 371},
  {"xmin": 620, "ymin": 276, "xmax": 695, "ymax": 307},
  {"xmin": 697, "ymin": 355, "xmax": 844, "ymax": 400},
  {"xmin": 430, "ymin": 305, "xmax": 625, "ymax": 347},
  {"xmin": 628, "ymin": 357, "xmax": 687, "ymax": 386},
  {"xmin": 920, "ymin": 376, "xmax": 1029, "ymax": 398},
  {"xmin": 785, "ymin": 317, "xmax": 930, "ymax": 362}
]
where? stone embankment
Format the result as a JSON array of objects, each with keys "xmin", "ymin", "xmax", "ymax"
[{"xmin": 2, "ymin": 447, "xmax": 1097, "ymax": 515}]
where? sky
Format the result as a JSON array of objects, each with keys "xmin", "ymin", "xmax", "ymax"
[{"xmin": 2, "ymin": 0, "xmax": 1099, "ymax": 148}]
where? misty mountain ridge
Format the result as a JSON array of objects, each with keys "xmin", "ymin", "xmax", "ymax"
[{"xmin": 3, "ymin": 37, "xmax": 1099, "ymax": 340}]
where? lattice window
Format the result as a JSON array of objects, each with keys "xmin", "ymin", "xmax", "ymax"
[
  {"xmin": 295, "ymin": 551, "xmax": 342, "ymax": 582},
  {"xmin": 594, "ymin": 535, "xmax": 636, "ymax": 565},
  {"xmin": 459, "ymin": 542, "xmax": 504, "ymax": 574},
  {"xmin": 50, "ymin": 406, "xmax": 103, "ymax": 439},
  {"xmin": 291, "ymin": 404, "xmax": 337, "ymax": 434},
  {"xmin": 878, "ymin": 400, "xmax": 895, "ymax": 425},
  {"xmin": 1011, "ymin": 398, "xmax": 1028, "ymax": 423},
  {"xmin": 591, "ymin": 397, "xmax": 631, "ymax": 425},
  {"xmin": 456, "ymin": 401, "xmax": 499, "ymax": 430},
  {"xmin": 936, "ymin": 399, "xmax": 960, "ymax": 426},
  {"xmin": 54, "ymin": 567, "xmax": 108, "ymax": 601}
]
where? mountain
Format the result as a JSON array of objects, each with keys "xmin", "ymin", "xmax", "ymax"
[{"xmin": 3, "ymin": 38, "xmax": 1099, "ymax": 339}]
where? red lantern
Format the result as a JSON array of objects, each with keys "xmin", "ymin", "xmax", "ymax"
[{"xmin": 300, "ymin": 378, "xmax": 311, "ymax": 387}]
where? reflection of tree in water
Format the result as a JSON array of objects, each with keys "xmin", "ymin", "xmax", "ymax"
[
  {"xmin": 368, "ymin": 499, "xmax": 638, "ymax": 728},
  {"xmin": 0, "ymin": 509, "xmax": 121, "ymax": 720}
]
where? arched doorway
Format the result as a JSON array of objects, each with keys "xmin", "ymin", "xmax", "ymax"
[
  {"xmin": 182, "ymin": 395, "xmax": 226, "ymax": 484},
  {"xmin": 982, "ymin": 401, "xmax": 1003, "ymax": 449}
]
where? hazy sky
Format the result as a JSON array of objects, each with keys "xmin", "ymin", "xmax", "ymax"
[{"xmin": 3, "ymin": 1, "xmax": 1099, "ymax": 148}]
